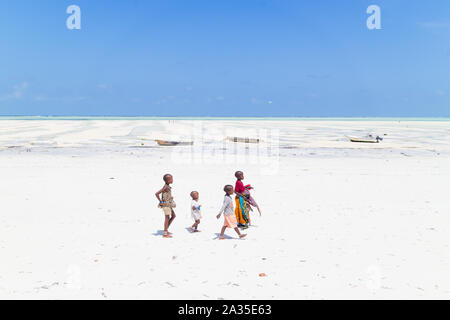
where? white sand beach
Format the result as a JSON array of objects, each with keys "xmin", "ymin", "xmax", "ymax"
[{"xmin": 0, "ymin": 119, "xmax": 449, "ymax": 299}]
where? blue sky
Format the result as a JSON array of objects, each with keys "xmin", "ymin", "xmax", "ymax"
[{"xmin": 0, "ymin": 0, "xmax": 449, "ymax": 117}]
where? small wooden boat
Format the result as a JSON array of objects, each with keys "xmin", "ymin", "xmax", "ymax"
[
  {"xmin": 348, "ymin": 135, "xmax": 383, "ymax": 143},
  {"xmin": 155, "ymin": 140, "xmax": 194, "ymax": 146},
  {"xmin": 226, "ymin": 137, "xmax": 260, "ymax": 144}
]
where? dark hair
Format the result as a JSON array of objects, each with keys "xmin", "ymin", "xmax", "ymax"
[
  {"xmin": 163, "ymin": 174, "xmax": 172, "ymax": 182},
  {"xmin": 235, "ymin": 171, "xmax": 243, "ymax": 178},
  {"xmin": 224, "ymin": 185, "xmax": 233, "ymax": 193},
  {"xmin": 190, "ymin": 191, "xmax": 198, "ymax": 198}
]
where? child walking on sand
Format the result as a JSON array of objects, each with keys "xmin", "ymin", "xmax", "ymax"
[
  {"xmin": 190, "ymin": 191, "xmax": 202, "ymax": 233},
  {"xmin": 243, "ymin": 184, "xmax": 262, "ymax": 216},
  {"xmin": 155, "ymin": 174, "xmax": 176, "ymax": 238},
  {"xmin": 217, "ymin": 185, "xmax": 247, "ymax": 240},
  {"xmin": 234, "ymin": 171, "xmax": 251, "ymax": 228}
]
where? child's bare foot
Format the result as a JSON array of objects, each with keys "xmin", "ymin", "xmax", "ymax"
[
  {"xmin": 163, "ymin": 232, "xmax": 172, "ymax": 238},
  {"xmin": 189, "ymin": 227, "xmax": 194, "ymax": 233},
  {"xmin": 219, "ymin": 236, "xmax": 225, "ymax": 240},
  {"xmin": 239, "ymin": 234, "xmax": 247, "ymax": 239}
]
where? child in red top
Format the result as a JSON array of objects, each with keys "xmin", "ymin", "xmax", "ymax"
[
  {"xmin": 234, "ymin": 171, "xmax": 250, "ymax": 228},
  {"xmin": 235, "ymin": 177, "xmax": 245, "ymax": 194}
]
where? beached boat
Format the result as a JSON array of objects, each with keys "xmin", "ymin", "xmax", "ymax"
[
  {"xmin": 348, "ymin": 135, "xmax": 383, "ymax": 143},
  {"xmin": 155, "ymin": 140, "xmax": 194, "ymax": 146},
  {"xmin": 226, "ymin": 137, "xmax": 260, "ymax": 144}
]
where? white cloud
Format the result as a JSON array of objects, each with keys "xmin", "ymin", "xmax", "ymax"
[
  {"xmin": 14, "ymin": 82, "xmax": 29, "ymax": 98},
  {"xmin": 251, "ymin": 97, "xmax": 273, "ymax": 105},
  {"xmin": 154, "ymin": 96, "xmax": 192, "ymax": 105},
  {"xmin": 34, "ymin": 95, "xmax": 47, "ymax": 101},
  {"xmin": 33, "ymin": 95, "xmax": 87, "ymax": 102},
  {"xmin": 154, "ymin": 98, "xmax": 167, "ymax": 105},
  {"xmin": 418, "ymin": 21, "xmax": 450, "ymax": 29},
  {"xmin": 0, "ymin": 82, "xmax": 29, "ymax": 101}
]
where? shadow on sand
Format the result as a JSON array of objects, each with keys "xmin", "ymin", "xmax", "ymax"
[
  {"xmin": 213, "ymin": 233, "xmax": 235, "ymax": 240},
  {"xmin": 152, "ymin": 230, "xmax": 167, "ymax": 236},
  {"xmin": 185, "ymin": 227, "xmax": 203, "ymax": 234}
]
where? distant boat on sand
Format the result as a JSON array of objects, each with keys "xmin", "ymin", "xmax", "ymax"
[
  {"xmin": 155, "ymin": 140, "xmax": 194, "ymax": 146},
  {"xmin": 226, "ymin": 137, "xmax": 260, "ymax": 144},
  {"xmin": 348, "ymin": 135, "xmax": 383, "ymax": 143}
]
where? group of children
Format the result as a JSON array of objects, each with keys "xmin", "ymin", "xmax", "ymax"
[{"xmin": 155, "ymin": 171, "xmax": 261, "ymax": 239}]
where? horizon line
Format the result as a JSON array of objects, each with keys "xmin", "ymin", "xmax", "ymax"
[{"xmin": 0, "ymin": 115, "xmax": 449, "ymax": 121}]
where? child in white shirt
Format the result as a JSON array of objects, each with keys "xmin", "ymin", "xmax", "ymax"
[
  {"xmin": 216, "ymin": 185, "xmax": 247, "ymax": 240},
  {"xmin": 190, "ymin": 191, "xmax": 202, "ymax": 233}
]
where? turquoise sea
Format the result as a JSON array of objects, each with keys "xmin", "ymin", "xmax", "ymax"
[{"xmin": 0, "ymin": 116, "xmax": 449, "ymax": 121}]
